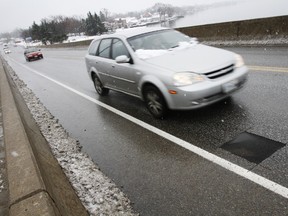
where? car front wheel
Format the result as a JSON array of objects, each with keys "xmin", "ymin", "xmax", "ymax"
[
  {"xmin": 143, "ymin": 86, "xmax": 167, "ymax": 119},
  {"xmin": 92, "ymin": 74, "xmax": 109, "ymax": 96}
]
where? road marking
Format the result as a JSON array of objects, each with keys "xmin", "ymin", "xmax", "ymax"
[
  {"xmin": 248, "ymin": 65, "xmax": 288, "ymax": 73},
  {"xmin": 8, "ymin": 57, "xmax": 288, "ymax": 199}
]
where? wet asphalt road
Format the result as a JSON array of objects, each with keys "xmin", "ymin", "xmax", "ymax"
[{"xmin": 2, "ymin": 45, "xmax": 288, "ymax": 215}]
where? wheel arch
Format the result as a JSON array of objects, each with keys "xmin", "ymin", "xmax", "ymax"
[
  {"xmin": 90, "ymin": 69, "xmax": 101, "ymax": 82},
  {"xmin": 140, "ymin": 77, "xmax": 172, "ymax": 109}
]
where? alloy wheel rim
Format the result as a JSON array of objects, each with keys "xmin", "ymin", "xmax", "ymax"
[
  {"xmin": 95, "ymin": 78, "xmax": 103, "ymax": 93},
  {"xmin": 147, "ymin": 92, "xmax": 163, "ymax": 115}
]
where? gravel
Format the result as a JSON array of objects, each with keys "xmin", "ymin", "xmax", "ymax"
[{"xmin": 3, "ymin": 60, "xmax": 139, "ymax": 216}]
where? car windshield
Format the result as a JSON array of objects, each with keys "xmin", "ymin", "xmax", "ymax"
[
  {"xmin": 128, "ymin": 29, "xmax": 192, "ymax": 51},
  {"xmin": 25, "ymin": 48, "xmax": 39, "ymax": 53}
]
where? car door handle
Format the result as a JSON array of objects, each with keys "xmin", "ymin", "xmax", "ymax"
[{"xmin": 112, "ymin": 65, "xmax": 115, "ymax": 68}]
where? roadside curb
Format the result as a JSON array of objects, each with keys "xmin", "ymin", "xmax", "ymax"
[{"xmin": 0, "ymin": 57, "xmax": 88, "ymax": 215}]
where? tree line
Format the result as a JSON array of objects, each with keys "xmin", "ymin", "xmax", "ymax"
[
  {"xmin": 0, "ymin": 11, "xmax": 107, "ymax": 45},
  {"xmin": 21, "ymin": 11, "xmax": 107, "ymax": 45}
]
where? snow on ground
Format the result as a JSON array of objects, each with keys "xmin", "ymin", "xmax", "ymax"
[
  {"xmin": 3, "ymin": 61, "xmax": 139, "ymax": 216},
  {"xmin": 0, "ymin": 111, "xmax": 7, "ymax": 194},
  {"xmin": 202, "ymin": 38, "xmax": 288, "ymax": 46}
]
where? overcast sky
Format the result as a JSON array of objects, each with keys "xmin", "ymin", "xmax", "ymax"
[
  {"xmin": 0, "ymin": 0, "xmax": 287, "ymax": 33},
  {"xmin": 0, "ymin": 0, "xmax": 233, "ymax": 33}
]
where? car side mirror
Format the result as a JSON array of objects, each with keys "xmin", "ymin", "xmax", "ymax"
[{"xmin": 115, "ymin": 55, "xmax": 130, "ymax": 64}]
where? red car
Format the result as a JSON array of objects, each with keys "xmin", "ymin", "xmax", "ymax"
[{"xmin": 24, "ymin": 47, "xmax": 43, "ymax": 62}]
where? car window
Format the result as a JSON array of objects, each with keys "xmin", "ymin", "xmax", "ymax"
[
  {"xmin": 111, "ymin": 39, "xmax": 130, "ymax": 60},
  {"xmin": 128, "ymin": 29, "xmax": 191, "ymax": 51},
  {"xmin": 97, "ymin": 38, "xmax": 112, "ymax": 59},
  {"xmin": 25, "ymin": 48, "xmax": 39, "ymax": 54},
  {"xmin": 88, "ymin": 40, "xmax": 100, "ymax": 56}
]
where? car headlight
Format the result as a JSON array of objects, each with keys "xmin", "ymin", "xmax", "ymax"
[
  {"xmin": 173, "ymin": 72, "xmax": 205, "ymax": 86},
  {"xmin": 235, "ymin": 54, "xmax": 244, "ymax": 68}
]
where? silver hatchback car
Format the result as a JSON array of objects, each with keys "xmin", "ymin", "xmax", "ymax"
[{"xmin": 85, "ymin": 27, "xmax": 248, "ymax": 118}]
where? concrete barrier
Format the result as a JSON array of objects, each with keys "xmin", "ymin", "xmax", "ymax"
[
  {"xmin": 0, "ymin": 57, "xmax": 88, "ymax": 215},
  {"xmin": 45, "ymin": 39, "xmax": 93, "ymax": 48},
  {"xmin": 177, "ymin": 15, "xmax": 288, "ymax": 44}
]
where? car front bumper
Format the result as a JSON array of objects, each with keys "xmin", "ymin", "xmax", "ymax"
[{"xmin": 166, "ymin": 66, "xmax": 248, "ymax": 110}]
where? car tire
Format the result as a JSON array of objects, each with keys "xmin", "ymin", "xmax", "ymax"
[
  {"xmin": 143, "ymin": 85, "xmax": 167, "ymax": 119},
  {"xmin": 92, "ymin": 74, "xmax": 109, "ymax": 96}
]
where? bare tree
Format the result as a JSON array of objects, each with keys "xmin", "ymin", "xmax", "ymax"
[{"xmin": 101, "ymin": 8, "xmax": 111, "ymax": 21}]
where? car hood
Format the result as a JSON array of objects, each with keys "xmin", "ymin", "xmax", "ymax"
[{"xmin": 143, "ymin": 44, "xmax": 235, "ymax": 73}]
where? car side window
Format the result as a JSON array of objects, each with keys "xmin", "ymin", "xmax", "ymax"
[
  {"xmin": 111, "ymin": 39, "xmax": 130, "ymax": 60},
  {"xmin": 88, "ymin": 40, "xmax": 100, "ymax": 56},
  {"xmin": 97, "ymin": 39, "xmax": 112, "ymax": 59}
]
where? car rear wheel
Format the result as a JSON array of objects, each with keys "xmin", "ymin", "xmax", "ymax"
[
  {"xmin": 92, "ymin": 74, "xmax": 109, "ymax": 96},
  {"xmin": 143, "ymin": 86, "xmax": 167, "ymax": 119}
]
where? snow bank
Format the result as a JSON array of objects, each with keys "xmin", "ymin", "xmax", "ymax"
[
  {"xmin": 5, "ymin": 62, "xmax": 138, "ymax": 216},
  {"xmin": 202, "ymin": 38, "xmax": 288, "ymax": 46}
]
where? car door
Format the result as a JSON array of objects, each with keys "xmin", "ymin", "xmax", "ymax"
[
  {"xmin": 86, "ymin": 39, "xmax": 111, "ymax": 87},
  {"xmin": 110, "ymin": 38, "xmax": 139, "ymax": 96},
  {"xmin": 94, "ymin": 38, "xmax": 114, "ymax": 88}
]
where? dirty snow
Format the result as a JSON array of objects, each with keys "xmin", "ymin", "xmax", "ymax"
[
  {"xmin": 3, "ymin": 61, "xmax": 138, "ymax": 216},
  {"xmin": 202, "ymin": 38, "xmax": 288, "ymax": 46},
  {"xmin": 0, "ymin": 159, "xmax": 5, "ymax": 193},
  {"xmin": 0, "ymin": 113, "xmax": 6, "ymax": 194}
]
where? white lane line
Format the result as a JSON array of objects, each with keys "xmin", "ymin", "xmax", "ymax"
[{"xmin": 9, "ymin": 58, "xmax": 288, "ymax": 199}]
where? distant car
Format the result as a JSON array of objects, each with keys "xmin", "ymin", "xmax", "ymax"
[
  {"xmin": 3, "ymin": 47, "xmax": 11, "ymax": 54},
  {"xmin": 85, "ymin": 27, "xmax": 248, "ymax": 118},
  {"xmin": 24, "ymin": 47, "xmax": 43, "ymax": 61}
]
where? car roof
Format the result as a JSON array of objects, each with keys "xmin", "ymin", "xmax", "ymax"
[{"xmin": 99, "ymin": 27, "xmax": 170, "ymax": 40}]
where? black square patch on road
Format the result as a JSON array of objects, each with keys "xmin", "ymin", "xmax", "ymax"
[{"xmin": 221, "ymin": 132, "xmax": 285, "ymax": 164}]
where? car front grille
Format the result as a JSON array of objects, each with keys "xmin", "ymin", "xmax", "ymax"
[{"xmin": 204, "ymin": 64, "xmax": 234, "ymax": 79}]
